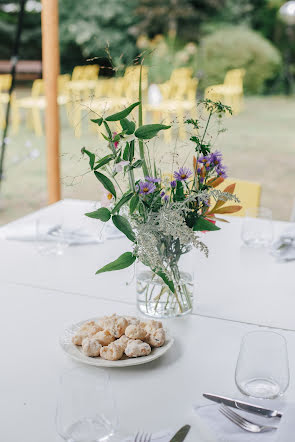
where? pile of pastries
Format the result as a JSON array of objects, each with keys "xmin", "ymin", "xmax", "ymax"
[{"xmin": 72, "ymin": 314, "xmax": 166, "ymax": 361}]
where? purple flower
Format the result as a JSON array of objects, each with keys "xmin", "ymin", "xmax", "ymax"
[
  {"xmin": 160, "ymin": 190, "xmax": 165, "ymax": 197},
  {"xmin": 216, "ymin": 165, "xmax": 227, "ymax": 178},
  {"xmin": 170, "ymin": 180, "xmax": 176, "ymax": 188},
  {"xmin": 164, "ymin": 195, "xmax": 169, "ymax": 202},
  {"xmin": 145, "ymin": 176, "xmax": 161, "ymax": 183},
  {"xmin": 138, "ymin": 180, "xmax": 156, "ymax": 195},
  {"xmin": 209, "ymin": 151, "xmax": 223, "ymax": 165},
  {"xmin": 173, "ymin": 167, "xmax": 193, "ymax": 181}
]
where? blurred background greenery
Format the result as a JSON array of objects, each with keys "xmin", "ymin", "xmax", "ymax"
[
  {"xmin": 0, "ymin": 0, "xmax": 294, "ymax": 224},
  {"xmin": 0, "ymin": 0, "xmax": 294, "ymax": 93}
]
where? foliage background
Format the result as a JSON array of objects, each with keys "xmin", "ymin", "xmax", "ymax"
[{"xmin": 0, "ymin": 0, "xmax": 294, "ymax": 91}]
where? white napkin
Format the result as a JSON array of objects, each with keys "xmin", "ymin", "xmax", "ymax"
[
  {"xmin": 2, "ymin": 224, "xmax": 102, "ymax": 246},
  {"xmin": 194, "ymin": 404, "xmax": 295, "ymax": 442},
  {"xmin": 272, "ymin": 227, "xmax": 295, "ymax": 262}
]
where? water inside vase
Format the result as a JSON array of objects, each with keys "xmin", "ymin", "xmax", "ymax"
[{"xmin": 137, "ymin": 269, "xmax": 193, "ymax": 318}]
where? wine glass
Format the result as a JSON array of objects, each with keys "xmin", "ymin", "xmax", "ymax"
[
  {"xmin": 56, "ymin": 367, "xmax": 118, "ymax": 442},
  {"xmin": 241, "ymin": 207, "xmax": 273, "ymax": 248},
  {"xmin": 235, "ymin": 331, "xmax": 289, "ymax": 399}
]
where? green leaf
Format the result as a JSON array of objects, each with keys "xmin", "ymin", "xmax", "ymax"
[
  {"xmin": 96, "ymin": 252, "xmax": 136, "ymax": 275},
  {"xmin": 85, "ymin": 207, "xmax": 111, "ymax": 222},
  {"xmin": 112, "ymin": 214, "xmax": 135, "ymax": 242},
  {"xmin": 193, "ymin": 217, "xmax": 221, "ymax": 231},
  {"xmin": 113, "ymin": 134, "xmax": 120, "ymax": 142},
  {"xmin": 155, "ymin": 271, "xmax": 175, "ymax": 294},
  {"xmin": 135, "ymin": 124, "xmax": 171, "ymax": 140},
  {"xmin": 111, "ymin": 192, "xmax": 133, "ymax": 214},
  {"xmin": 105, "ymin": 102, "xmax": 140, "ymax": 121},
  {"xmin": 94, "ymin": 154, "xmax": 114, "ymax": 170},
  {"xmin": 123, "ymin": 142, "xmax": 130, "ymax": 161},
  {"xmin": 129, "ymin": 140, "xmax": 135, "ymax": 162},
  {"xmin": 170, "ymin": 425, "xmax": 191, "ymax": 442},
  {"xmin": 81, "ymin": 147, "xmax": 95, "ymax": 170},
  {"xmin": 129, "ymin": 194, "xmax": 139, "ymax": 214},
  {"xmin": 94, "ymin": 171, "xmax": 116, "ymax": 199},
  {"xmin": 103, "ymin": 121, "xmax": 112, "ymax": 139},
  {"xmin": 91, "ymin": 117, "xmax": 103, "ymax": 126},
  {"xmin": 101, "ymin": 133, "xmax": 112, "ymax": 142},
  {"xmin": 130, "ymin": 159, "xmax": 143, "ymax": 169},
  {"xmin": 174, "ymin": 181, "xmax": 185, "ymax": 202},
  {"xmin": 120, "ymin": 118, "xmax": 135, "ymax": 135}
]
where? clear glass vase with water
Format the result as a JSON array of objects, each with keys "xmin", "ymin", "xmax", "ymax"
[{"xmin": 136, "ymin": 239, "xmax": 194, "ymax": 318}]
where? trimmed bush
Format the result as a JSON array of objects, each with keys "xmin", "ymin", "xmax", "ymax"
[{"xmin": 198, "ymin": 26, "xmax": 282, "ymax": 94}]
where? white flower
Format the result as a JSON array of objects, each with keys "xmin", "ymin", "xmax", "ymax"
[
  {"xmin": 113, "ymin": 160, "xmax": 129, "ymax": 173},
  {"xmin": 124, "ymin": 134, "xmax": 136, "ymax": 143}
]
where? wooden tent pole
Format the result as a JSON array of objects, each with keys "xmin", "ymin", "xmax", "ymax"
[{"xmin": 41, "ymin": 0, "xmax": 61, "ymax": 204}]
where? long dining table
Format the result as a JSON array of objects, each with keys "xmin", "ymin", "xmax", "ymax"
[{"xmin": 1, "ymin": 199, "xmax": 295, "ymax": 441}]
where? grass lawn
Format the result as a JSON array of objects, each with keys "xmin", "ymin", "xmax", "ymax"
[{"xmin": 0, "ymin": 95, "xmax": 294, "ymax": 225}]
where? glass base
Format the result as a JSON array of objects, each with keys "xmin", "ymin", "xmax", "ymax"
[
  {"xmin": 136, "ymin": 269, "xmax": 193, "ymax": 319},
  {"xmin": 65, "ymin": 417, "xmax": 113, "ymax": 442},
  {"xmin": 238, "ymin": 377, "xmax": 281, "ymax": 399},
  {"xmin": 137, "ymin": 299, "xmax": 193, "ymax": 318}
]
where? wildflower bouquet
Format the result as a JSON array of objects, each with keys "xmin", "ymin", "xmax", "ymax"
[{"xmin": 83, "ymin": 75, "xmax": 241, "ymax": 317}]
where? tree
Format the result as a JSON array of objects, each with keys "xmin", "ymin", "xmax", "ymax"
[
  {"xmin": 58, "ymin": 0, "xmax": 139, "ymax": 73},
  {"xmin": 0, "ymin": 0, "xmax": 41, "ymax": 60},
  {"xmin": 134, "ymin": 0, "xmax": 225, "ymax": 41}
]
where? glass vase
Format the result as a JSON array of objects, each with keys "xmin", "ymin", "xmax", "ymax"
[{"xmin": 136, "ymin": 249, "xmax": 194, "ymax": 318}]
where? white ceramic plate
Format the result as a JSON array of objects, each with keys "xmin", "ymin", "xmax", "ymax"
[{"xmin": 60, "ymin": 317, "xmax": 174, "ymax": 368}]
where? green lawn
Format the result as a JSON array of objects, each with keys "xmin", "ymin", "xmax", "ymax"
[{"xmin": 0, "ymin": 95, "xmax": 294, "ymax": 225}]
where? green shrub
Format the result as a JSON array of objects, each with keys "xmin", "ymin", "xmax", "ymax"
[{"xmin": 198, "ymin": 26, "xmax": 282, "ymax": 94}]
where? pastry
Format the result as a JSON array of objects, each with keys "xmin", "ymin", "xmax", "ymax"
[
  {"xmin": 72, "ymin": 321, "xmax": 102, "ymax": 346},
  {"xmin": 93, "ymin": 329, "xmax": 115, "ymax": 346},
  {"xmin": 82, "ymin": 337, "xmax": 102, "ymax": 357},
  {"xmin": 105, "ymin": 316, "xmax": 128, "ymax": 338},
  {"xmin": 125, "ymin": 316, "xmax": 140, "ymax": 326},
  {"xmin": 145, "ymin": 327, "xmax": 165, "ymax": 347},
  {"xmin": 125, "ymin": 339, "xmax": 151, "ymax": 358},
  {"xmin": 97, "ymin": 314, "xmax": 117, "ymax": 330},
  {"xmin": 125, "ymin": 324, "xmax": 147, "ymax": 340},
  {"xmin": 142, "ymin": 320, "xmax": 163, "ymax": 335},
  {"xmin": 116, "ymin": 335, "xmax": 129, "ymax": 350},
  {"xmin": 100, "ymin": 342, "xmax": 124, "ymax": 361}
]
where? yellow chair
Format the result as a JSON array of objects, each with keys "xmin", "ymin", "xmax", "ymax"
[
  {"xmin": 146, "ymin": 70, "xmax": 198, "ymax": 141},
  {"xmin": 205, "ymin": 69, "xmax": 245, "ymax": 115},
  {"xmin": 0, "ymin": 74, "xmax": 18, "ymax": 132},
  {"xmin": 68, "ymin": 65, "xmax": 100, "ymax": 109},
  {"xmin": 15, "ymin": 75, "xmax": 71, "ymax": 136},
  {"xmin": 217, "ymin": 177, "xmax": 261, "ymax": 217}
]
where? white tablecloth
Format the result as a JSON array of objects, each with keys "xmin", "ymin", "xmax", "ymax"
[
  {"xmin": 2, "ymin": 281, "xmax": 295, "ymax": 442},
  {"xmin": 0, "ymin": 199, "xmax": 294, "ymax": 329},
  {"xmin": 1, "ymin": 199, "xmax": 295, "ymax": 441}
]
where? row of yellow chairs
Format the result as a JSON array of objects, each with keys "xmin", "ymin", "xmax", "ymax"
[{"xmin": 0, "ymin": 66, "xmax": 245, "ymax": 137}]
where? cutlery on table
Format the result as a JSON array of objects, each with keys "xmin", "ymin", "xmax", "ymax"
[
  {"xmin": 203, "ymin": 393, "xmax": 283, "ymax": 418},
  {"xmin": 133, "ymin": 432, "xmax": 152, "ymax": 442},
  {"xmin": 169, "ymin": 424, "xmax": 191, "ymax": 441},
  {"xmin": 219, "ymin": 404, "xmax": 278, "ymax": 433}
]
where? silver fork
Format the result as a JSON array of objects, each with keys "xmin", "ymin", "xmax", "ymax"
[
  {"xmin": 133, "ymin": 432, "xmax": 152, "ymax": 442},
  {"xmin": 219, "ymin": 404, "xmax": 278, "ymax": 433}
]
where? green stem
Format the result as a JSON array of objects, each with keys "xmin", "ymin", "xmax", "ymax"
[
  {"xmin": 193, "ymin": 110, "xmax": 213, "ymax": 189},
  {"xmin": 138, "ymin": 62, "xmax": 149, "ymax": 177},
  {"xmin": 128, "ymin": 168, "xmax": 136, "ymax": 192}
]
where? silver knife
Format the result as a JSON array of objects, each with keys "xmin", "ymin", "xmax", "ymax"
[{"xmin": 203, "ymin": 393, "xmax": 283, "ymax": 418}]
